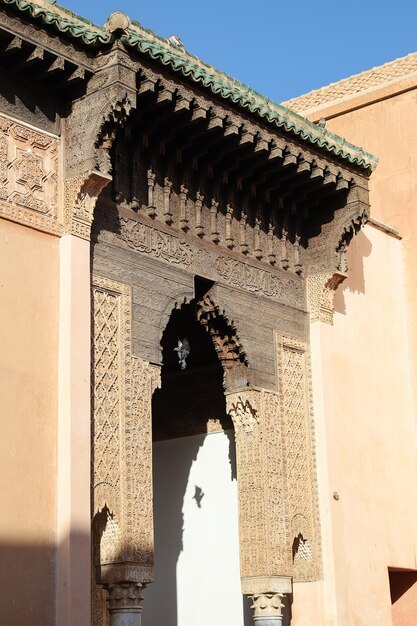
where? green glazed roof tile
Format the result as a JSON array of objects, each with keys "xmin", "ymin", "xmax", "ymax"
[
  {"xmin": 1, "ymin": 0, "xmax": 111, "ymax": 44},
  {"xmin": 0, "ymin": 0, "xmax": 378, "ymax": 172}
]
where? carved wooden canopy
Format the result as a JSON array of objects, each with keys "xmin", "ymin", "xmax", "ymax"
[{"xmin": 0, "ymin": 0, "xmax": 375, "ymax": 286}]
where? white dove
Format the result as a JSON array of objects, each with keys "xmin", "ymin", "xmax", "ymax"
[
  {"xmin": 167, "ymin": 34, "xmax": 184, "ymax": 48},
  {"xmin": 174, "ymin": 337, "xmax": 190, "ymax": 370}
]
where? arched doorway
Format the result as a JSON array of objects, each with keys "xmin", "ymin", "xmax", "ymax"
[{"xmin": 143, "ymin": 297, "xmax": 251, "ymax": 626}]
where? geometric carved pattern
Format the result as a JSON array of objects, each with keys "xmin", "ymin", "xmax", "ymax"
[
  {"xmin": 292, "ymin": 532, "xmax": 313, "ymax": 582},
  {"xmin": 0, "ymin": 111, "xmax": 60, "ymax": 234},
  {"xmin": 91, "ymin": 278, "xmax": 129, "ymax": 524},
  {"xmin": 276, "ymin": 334, "xmax": 321, "ymax": 582},
  {"xmin": 91, "ymin": 275, "xmax": 161, "ymax": 625}
]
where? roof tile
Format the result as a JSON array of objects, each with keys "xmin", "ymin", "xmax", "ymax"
[
  {"xmin": 0, "ymin": 0, "xmax": 378, "ymax": 171},
  {"xmin": 283, "ymin": 52, "xmax": 417, "ymax": 114}
]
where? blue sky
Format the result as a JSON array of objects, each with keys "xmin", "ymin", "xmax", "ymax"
[{"xmin": 62, "ymin": 0, "xmax": 417, "ymax": 103}]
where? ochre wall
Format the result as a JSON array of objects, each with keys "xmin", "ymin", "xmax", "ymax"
[
  {"xmin": 0, "ymin": 218, "xmax": 59, "ymax": 626},
  {"xmin": 309, "ymin": 224, "xmax": 417, "ymax": 625}
]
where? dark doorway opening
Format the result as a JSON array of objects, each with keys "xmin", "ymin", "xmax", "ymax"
[{"xmin": 144, "ymin": 301, "xmax": 250, "ymax": 626}]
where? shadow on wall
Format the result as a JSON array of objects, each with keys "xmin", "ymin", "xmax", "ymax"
[
  {"xmin": 334, "ymin": 229, "xmax": 372, "ymax": 316},
  {"xmin": 0, "ymin": 530, "xmax": 91, "ymax": 626},
  {"xmin": 0, "ymin": 540, "xmax": 56, "ymax": 626},
  {"xmin": 389, "ymin": 568, "xmax": 417, "ymax": 626}
]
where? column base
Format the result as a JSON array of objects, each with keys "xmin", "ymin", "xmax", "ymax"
[{"xmin": 254, "ymin": 618, "xmax": 283, "ymax": 626}]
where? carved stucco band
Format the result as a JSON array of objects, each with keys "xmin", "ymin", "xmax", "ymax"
[
  {"xmin": 91, "ymin": 275, "xmax": 161, "ymax": 626},
  {"xmin": 275, "ymin": 333, "xmax": 321, "ymax": 583},
  {"xmin": 306, "ymin": 271, "xmax": 347, "ymax": 324}
]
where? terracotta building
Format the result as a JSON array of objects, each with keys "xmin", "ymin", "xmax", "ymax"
[{"xmin": 0, "ymin": 1, "xmax": 415, "ymax": 625}]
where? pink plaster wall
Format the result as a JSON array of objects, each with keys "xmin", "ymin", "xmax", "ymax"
[
  {"xmin": 0, "ymin": 219, "xmax": 59, "ymax": 626},
  {"xmin": 299, "ymin": 85, "xmax": 417, "ymax": 626},
  {"xmin": 317, "ymin": 89, "xmax": 417, "ymax": 427},
  {"xmin": 312, "ymin": 224, "xmax": 417, "ymax": 625}
]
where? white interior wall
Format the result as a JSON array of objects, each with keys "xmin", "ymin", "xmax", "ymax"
[{"xmin": 144, "ymin": 430, "xmax": 251, "ymax": 626}]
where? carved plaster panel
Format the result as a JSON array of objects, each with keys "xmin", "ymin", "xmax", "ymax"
[
  {"xmin": 0, "ymin": 111, "xmax": 61, "ymax": 234},
  {"xmin": 91, "ymin": 275, "xmax": 160, "ymax": 624},
  {"xmin": 226, "ymin": 388, "xmax": 291, "ymax": 587},
  {"xmin": 275, "ymin": 334, "xmax": 321, "ymax": 582}
]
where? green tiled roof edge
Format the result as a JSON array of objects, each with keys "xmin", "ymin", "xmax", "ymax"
[
  {"xmin": 0, "ymin": 0, "xmax": 378, "ymax": 172},
  {"xmin": 1, "ymin": 0, "xmax": 111, "ymax": 44}
]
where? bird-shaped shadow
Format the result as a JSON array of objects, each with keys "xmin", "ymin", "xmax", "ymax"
[{"xmin": 193, "ymin": 485, "xmax": 204, "ymax": 508}]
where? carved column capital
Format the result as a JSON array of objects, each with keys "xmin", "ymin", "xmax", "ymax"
[
  {"xmin": 105, "ymin": 582, "xmax": 144, "ymax": 626},
  {"xmin": 306, "ymin": 271, "xmax": 346, "ymax": 324},
  {"xmin": 251, "ymin": 592, "xmax": 285, "ymax": 625},
  {"xmin": 226, "ymin": 388, "xmax": 261, "ymax": 434},
  {"xmin": 64, "ymin": 170, "xmax": 112, "ymax": 239}
]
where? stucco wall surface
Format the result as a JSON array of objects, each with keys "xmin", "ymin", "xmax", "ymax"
[
  {"xmin": 0, "ymin": 218, "xmax": 59, "ymax": 626},
  {"xmin": 314, "ymin": 89, "xmax": 417, "ymax": 425},
  {"xmin": 311, "ymin": 223, "xmax": 417, "ymax": 625}
]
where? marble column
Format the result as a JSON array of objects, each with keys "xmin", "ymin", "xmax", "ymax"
[
  {"xmin": 106, "ymin": 582, "xmax": 144, "ymax": 626},
  {"xmin": 251, "ymin": 592, "xmax": 286, "ymax": 626}
]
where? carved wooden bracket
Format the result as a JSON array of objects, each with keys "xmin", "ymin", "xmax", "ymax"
[
  {"xmin": 306, "ymin": 271, "xmax": 347, "ymax": 324},
  {"xmin": 65, "ymin": 44, "xmax": 137, "ymax": 179},
  {"xmin": 64, "ymin": 171, "xmax": 112, "ymax": 239}
]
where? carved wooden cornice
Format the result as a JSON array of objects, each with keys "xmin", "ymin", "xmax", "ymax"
[{"xmin": 0, "ymin": 0, "xmax": 374, "ymax": 317}]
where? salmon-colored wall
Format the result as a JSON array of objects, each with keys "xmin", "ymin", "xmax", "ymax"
[
  {"xmin": 316, "ymin": 89, "xmax": 417, "ymax": 423},
  {"xmin": 0, "ymin": 218, "xmax": 59, "ymax": 626},
  {"xmin": 309, "ymin": 224, "xmax": 417, "ymax": 625}
]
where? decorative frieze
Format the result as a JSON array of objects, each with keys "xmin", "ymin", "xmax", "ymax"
[
  {"xmin": 117, "ymin": 217, "xmax": 193, "ymax": 266},
  {"xmin": 96, "ymin": 211, "xmax": 305, "ymax": 309},
  {"xmin": 0, "ymin": 111, "xmax": 60, "ymax": 234},
  {"xmin": 215, "ymin": 256, "xmax": 304, "ymax": 307}
]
